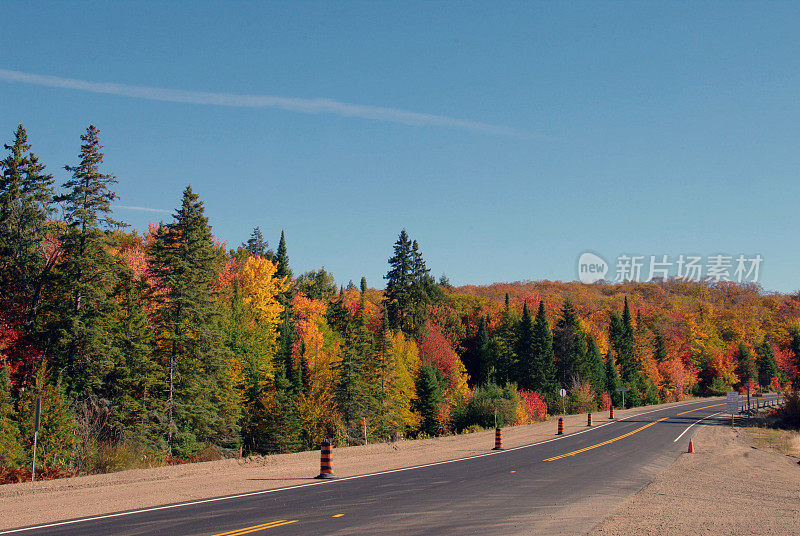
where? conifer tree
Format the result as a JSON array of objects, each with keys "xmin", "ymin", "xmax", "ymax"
[
  {"xmin": 53, "ymin": 125, "xmax": 123, "ymax": 394},
  {"xmin": 653, "ymin": 331, "xmax": 668, "ymax": 363},
  {"xmin": 609, "ymin": 297, "xmax": 637, "ymax": 382},
  {"xmin": 605, "ymin": 353, "xmax": 623, "ymax": 407},
  {"xmin": 148, "ymin": 186, "xmax": 239, "ymax": 455},
  {"xmin": 0, "ymin": 125, "xmax": 55, "ymax": 328},
  {"xmin": 736, "ymin": 343, "xmax": 757, "ymax": 388},
  {"xmin": 475, "ymin": 315, "xmax": 491, "ymax": 386},
  {"xmin": 584, "ymin": 334, "xmax": 607, "ymax": 394},
  {"xmin": 275, "ymin": 230, "xmax": 292, "ymax": 279},
  {"xmin": 384, "ymin": 229, "xmax": 433, "ymax": 335},
  {"xmin": 790, "ymin": 330, "xmax": 800, "ymax": 386},
  {"xmin": 515, "ymin": 301, "xmax": 536, "ymax": 389},
  {"xmin": 755, "ymin": 340, "xmax": 780, "ymax": 385},
  {"xmin": 243, "ymin": 226, "xmax": 274, "ymax": 260},
  {"xmin": 334, "ymin": 314, "xmax": 375, "ymax": 438},
  {"xmin": 530, "ymin": 300, "xmax": 558, "ymax": 394},
  {"xmin": 553, "ymin": 298, "xmax": 588, "ymax": 387},
  {"xmin": 0, "ymin": 359, "xmax": 23, "ymax": 465},
  {"xmin": 415, "ymin": 363, "xmax": 443, "ymax": 435}
]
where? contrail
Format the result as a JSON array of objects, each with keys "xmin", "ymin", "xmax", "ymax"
[
  {"xmin": 0, "ymin": 68, "xmax": 529, "ymax": 137},
  {"xmin": 114, "ymin": 205, "xmax": 172, "ymax": 214}
]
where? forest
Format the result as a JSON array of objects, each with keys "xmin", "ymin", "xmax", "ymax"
[{"xmin": 2, "ymin": 124, "xmax": 800, "ymax": 477}]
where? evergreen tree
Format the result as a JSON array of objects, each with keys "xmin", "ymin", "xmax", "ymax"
[
  {"xmin": 755, "ymin": 340, "xmax": 780, "ymax": 385},
  {"xmin": 489, "ymin": 308, "xmax": 518, "ymax": 385},
  {"xmin": 515, "ymin": 301, "xmax": 535, "ymax": 388},
  {"xmin": 609, "ymin": 297, "xmax": 637, "ymax": 382},
  {"xmin": 275, "ymin": 230, "xmax": 292, "ymax": 279},
  {"xmin": 0, "ymin": 359, "xmax": 23, "ymax": 465},
  {"xmin": 148, "ymin": 186, "xmax": 240, "ymax": 455},
  {"xmin": 529, "ymin": 300, "xmax": 558, "ymax": 393},
  {"xmin": 553, "ymin": 298, "xmax": 588, "ymax": 387},
  {"xmin": 0, "ymin": 124, "xmax": 55, "ymax": 328},
  {"xmin": 334, "ymin": 315, "xmax": 375, "ymax": 438},
  {"xmin": 242, "ymin": 226, "xmax": 274, "ymax": 260},
  {"xmin": 384, "ymin": 229, "xmax": 434, "ymax": 335},
  {"xmin": 736, "ymin": 343, "xmax": 757, "ymax": 388},
  {"xmin": 605, "ymin": 353, "xmax": 623, "ymax": 407},
  {"xmin": 296, "ymin": 268, "xmax": 337, "ymax": 301},
  {"xmin": 475, "ymin": 315, "xmax": 491, "ymax": 386},
  {"xmin": 653, "ymin": 331, "xmax": 668, "ymax": 363},
  {"xmin": 584, "ymin": 334, "xmax": 607, "ymax": 394},
  {"xmin": 53, "ymin": 125, "xmax": 123, "ymax": 394},
  {"xmin": 415, "ymin": 363, "xmax": 443, "ymax": 435}
]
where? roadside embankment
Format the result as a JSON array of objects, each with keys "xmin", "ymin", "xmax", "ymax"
[{"xmin": 589, "ymin": 419, "xmax": 800, "ymax": 536}]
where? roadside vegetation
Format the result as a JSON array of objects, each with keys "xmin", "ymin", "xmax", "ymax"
[{"xmin": 2, "ymin": 124, "xmax": 800, "ymax": 483}]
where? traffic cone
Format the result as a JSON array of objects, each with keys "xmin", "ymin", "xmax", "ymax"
[
  {"xmin": 315, "ymin": 440, "xmax": 335, "ymax": 479},
  {"xmin": 587, "ymin": 413, "xmax": 592, "ymax": 427},
  {"xmin": 492, "ymin": 427, "xmax": 503, "ymax": 450},
  {"xmin": 609, "ymin": 406, "xmax": 614, "ymax": 419},
  {"xmin": 687, "ymin": 440, "xmax": 695, "ymax": 454},
  {"xmin": 557, "ymin": 417, "xmax": 564, "ymax": 435}
]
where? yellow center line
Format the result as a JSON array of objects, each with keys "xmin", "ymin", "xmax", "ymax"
[
  {"xmin": 676, "ymin": 402, "xmax": 724, "ymax": 416},
  {"xmin": 210, "ymin": 520, "xmax": 298, "ymax": 536},
  {"xmin": 332, "ymin": 514, "xmax": 345, "ymax": 518},
  {"xmin": 543, "ymin": 417, "xmax": 669, "ymax": 461}
]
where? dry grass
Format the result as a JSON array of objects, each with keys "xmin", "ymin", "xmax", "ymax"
[{"xmin": 742, "ymin": 425, "xmax": 800, "ymax": 457}]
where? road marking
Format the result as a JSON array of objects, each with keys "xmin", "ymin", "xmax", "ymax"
[
  {"xmin": 510, "ymin": 470, "xmax": 516, "ymax": 473},
  {"xmin": 673, "ymin": 412, "xmax": 722, "ymax": 442},
  {"xmin": 676, "ymin": 403, "xmax": 724, "ymax": 415},
  {"xmin": 0, "ymin": 398, "xmax": 721, "ymax": 535},
  {"xmin": 332, "ymin": 514, "xmax": 344, "ymax": 518},
  {"xmin": 211, "ymin": 520, "xmax": 298, "ymax": 536},
  {"xmin": 543, "ymin": 418, "xmax": 669, "ymax": 461}
]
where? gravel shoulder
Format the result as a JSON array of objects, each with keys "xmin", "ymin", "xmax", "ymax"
[
  {"xmin": 0, "ymin": 402, "xmax": 692, "ymax": 532},
  {"xmin": 589, "ymin": 417, "xmax": 800, "ymax": 536}
]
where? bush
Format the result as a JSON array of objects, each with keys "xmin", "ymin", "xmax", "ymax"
[
  {"xmin": 85, "ymin": 441, "xmax": 165, "ymax": 473},
  {"xmin": 777, "ymin": 389, "xmax": 800, "ymax": 429},
  {"xmin": 456, "ymin": 383, "xmax": 519, "ymax": 430}
]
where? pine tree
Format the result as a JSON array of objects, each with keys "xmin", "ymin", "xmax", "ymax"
[
  {"xmin": 475, "ymin": 315, "xmax": 491, "ymax": 386},
  {"xmin": 515, "ymin": 301, "xmax": 535, "ymax": 388},
  {"xmin": 609, "ymin": 297, "xmax": 637, "ymax": 383},
  {"xmin": 415, "ymin": 363, "xmax": 443, "ymax": 435},
  {"xmin": 527, "ymin": 300, "xmax": 558, "ymax": 394},
  {"xmin": 0, "ymin": 124, "xmax": 55, "ymax": 328},
  {"xmin": 553, "ymin": 298, "xmax": 588, "ymax": 387},
  {"xmin": 755, "ymin": 340, "xmax": 780, "ymax": 385},
  {"xmin": 275, "ymin": 230, "xmax": 292, "ymax": 279},
  {"xmin": 584, "ymin": 334, "xmax": 607, "ymax": 394},
  {"xmin": 148, "ymin": 186, "xmax": 240, "ymax": 455},
  {"xmin": 653, "ymin": 331, "xmax": 668, "ymax": 363},
  {"xmin": 334, "ymin": 315, "xmax": 375, "ymax": 437},
  {"xmin": 490, "ymin": 308, "xmax": 518, "ymax": 385},
  {"xmin": 605, "ymin": 353, "xmax": 623, "ymax": 407},
  {"xmin": 53, "ymin": 125, "xmax": 123, "ymax": 394},
  {"xmin": 384, "ymin": 229, "xmax": 433, "ymax": 335},
  {"xmin": 242, "ymin": 226, "xmax": 274, "ymax": 260},
  {"xmin": 0, "ymin": 358, "xmax": 23, "ymax": 465},
  {"xmin": 736, "ymin": 343, "xmax": 757, "ymax": 388}
]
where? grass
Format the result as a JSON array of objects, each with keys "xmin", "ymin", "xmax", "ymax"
[{"xmin": 741, "ymin": 415, "xmax": 800, "ymax": 458}]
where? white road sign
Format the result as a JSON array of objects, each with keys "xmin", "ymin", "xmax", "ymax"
[
  {"xmin": 726, "ymin": 391, "xmax": 739, "ymax": 414},
  {"xmin": 559, "ymin": 388, "xmax": 567, "ymax": 397}
]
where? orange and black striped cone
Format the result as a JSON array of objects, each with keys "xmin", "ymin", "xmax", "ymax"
[
  {"xmin": 609, "ymin": 406, "xmax": 614, "ymax": 419},
  {"xmin": 315, "ymin": 440, "xmax": 335, "ymax": 479},
  {"xmin": 587, "ymin": 413, "xmax": 592, "ymax": 427},
  {"xmin": 557, "ymin": 417, "xmax": 564, "ymax": 435},
  {"xmin": 492, "ymin": 427, "xmax": 503, "ymax": 450}
]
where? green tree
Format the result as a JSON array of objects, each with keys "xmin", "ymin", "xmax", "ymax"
[
  {"xmin": 384, "ymin": 229, "xmax": 434, "ymax": 335},
  {"xmin": 0, "ymin": 124, "xmax": 55, "ymax": 329},
  {"xmin": 605, "ymin": 353, "xmax": 623, "ymax": 407},
  {"xmin": 474, "ymin": 315, "xmax": 491, "ymax": 386},
  {"xmin": 242, "ymin": 226, "xmax": 274, "ymax": 260},
  {"xmin": 530, "ymin": 300, "xmax": 558, "ymax": 394},
  {"xmin": 790, "ymin": 330, "xmax": 800, "ymax": 387},
  {"xmin": 609, "ymin": 297, "xmax": 637, "ymax": 382},
  {"xmin": 653, "ymin": 331, "xmax": 668, "ymax": 363},
  {"xmin": 584, "ymin": 334, "xmax": 607, "ymax": 394},
  {"xmin": 275, "ymin": 230, "xmax": 292, "ymax": 279},
  {"xmin": 334, "ymin": 315, "xmax": 375, "ymax": 438},
  {"xmin": 148, "ymin": 186, "xmax": 240, "ymax": 455},
  {"xmin": 0, "ymin": 359, "xmax": 23, "ymax": 465},
  {"xmin": 755, "ymin": 340, "xmax": 780, "ymax": 386},
  {"xmin": 296, "ymin": 267, "xmax": 337, "ymax": 301},
  {"xmin": 53, "ymin": 125, "xmax": 124, "ymax": 394},
  {"xmin": 415, "ymin": 363, "xmax": 443, "ymax": 435},
  {"xmin": 736, "ymin": 343, "xmax": 757, "ymax": 388},
  {"xmin": 553, "ymin": 298, "xmax": 588, "ymax": 387}
]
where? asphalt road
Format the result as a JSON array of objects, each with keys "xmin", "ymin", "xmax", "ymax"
[{"xmin": 4, "ymin": 395, "xmax": 781, "ymax": 536}]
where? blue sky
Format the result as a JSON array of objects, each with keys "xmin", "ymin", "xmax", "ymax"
[{"xmin": 1, "ymin": 1, "xmax": 799, "ymax": 292}]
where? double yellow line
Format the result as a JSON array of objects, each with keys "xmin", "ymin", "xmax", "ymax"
[
  {"xmin": 543, "ymin": 417, "xmax": 669, "ymax": 461},
  {"xmin": 211, "ymin": 520, "xmax": 298, "ymax": 536}
]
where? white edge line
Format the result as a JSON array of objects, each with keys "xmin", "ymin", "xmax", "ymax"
[
  {"xmin": 673, "ymin": 412, "xmax": 722, "ymax": 442},
  {"xmin": 0, "ymin": 398, "xmax": 730, "ymax": 535}
]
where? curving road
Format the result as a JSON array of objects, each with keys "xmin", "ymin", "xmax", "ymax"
[{"xmin": 2, "ymin": 395, "xmax": 781, "ymax": 536}]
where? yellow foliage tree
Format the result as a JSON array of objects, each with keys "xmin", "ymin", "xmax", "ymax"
[{"xmin": 241, "ymin": 256, "xmax": 290, "ymax": 329}]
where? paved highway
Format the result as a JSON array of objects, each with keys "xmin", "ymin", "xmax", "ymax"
[{"xmin": 3, "ymin": 395, "xmax": 781, "ymax": 536}]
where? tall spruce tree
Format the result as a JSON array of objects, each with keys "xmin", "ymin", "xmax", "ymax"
[
  {"xmin": 148, "ymin": 186, "xmax": 239, "ymax": 455},
  {"xmin": 275, "ymin": 230, "xmax": 292, "ymax": 279},
  {"xmin": 609, "ymin": 297, "xmax": 637, "ymax": 382},
  {"xmin": 605, "ymin": 353, "xmax": 623, "ymax": 406},
  {"xmin": 790, "ymin": 330, "xmax": 800, "ymax": 386},
  {"xmin": 474, "ymin": 315, "xmax": 491, "ymax": 386},
  {"xmin": 384, "ymin": 229, "xmax": 433, "ymax": 335},
  {"xmin": 584, "ymin": 334, "xmax": 607, "ymax": 394},
  {"xmin": 243, "ymin": 226, "xmax": 273, "ymax": 259},
  {"xmin": 0, "ymin": 125, "xmax": 55, "ymax": 328},
  {"xmin": 53, "ymin": 125, "xmax": 123, "ymax": 394},
  {"xmin": 529, "ymin": 300, "xmax": 558, "ymax": 393},
  {"xmin": 755, "ymin": 340, "xmax": 780, "ymax": 385},
  {"xmin": 415, "ymin": 363, "xmax": 443, "ymax": 435},
  {"xmin": 334, "ymin": 313, "xmax": 375, "ymax": 438},
  {"xmin": 553, "ymin": 298, "xmax": 588, "ymax": 387}
]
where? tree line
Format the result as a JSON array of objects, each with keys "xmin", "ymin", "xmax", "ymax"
[{"xmin": 1, "ymin": 124, "xmax": 798, "ymax": 475}]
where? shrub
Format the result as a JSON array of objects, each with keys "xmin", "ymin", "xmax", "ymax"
[
  {"xmin": 456, "ymin": 383, "xmax": 519, "ymax": 429},
  {"xmin": 516, "ymin": 390, "xmax": 547, "ymax": 424}
]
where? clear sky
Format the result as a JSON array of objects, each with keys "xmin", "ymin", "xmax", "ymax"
[{"xmin": 1, "ymin": 1, "xmax": 799, "ymax": 292}]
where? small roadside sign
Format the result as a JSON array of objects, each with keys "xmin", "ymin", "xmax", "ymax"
[
  {"xmin": 726, "ymin": 391, "xmax": 739, "ymax": 414},
  {"xmin": 559, "ymin": 388, "xmax": 567, "ymax": 397},
  {"xmin": 615, "ymin": 387, "xmax": 629, "ymax": 393}
]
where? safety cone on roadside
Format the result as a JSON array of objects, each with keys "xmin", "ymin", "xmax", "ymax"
[
  {"xmin": 315, "ymin": 440, "xmax": 335, "ymax": 479},
  {"xmin": 493, "ymin": 427, "xmax": 503, "ymax": 450},
  {"xmin": 587, "ymin": 413, "xmax": 592, "ymax": 427},
  {"xmin": 609, "ymin": 406, "xmax": 614, "ymax": 419},
  {"xmin": 687, "ymin": 440, "xmax": 695, "ymax": 454},
  {"xmin": 557, "ymin": 417, "xmax": 564, "ymax": 435}
]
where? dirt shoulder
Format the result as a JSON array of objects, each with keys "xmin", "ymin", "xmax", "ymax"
[
  {"xmin": 589, "ymin": 419, "xmax": 800, "ymax": 536},
  {"xmin": 0, "ymin": 401, "xmax": 694, "ymax": 532}
]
